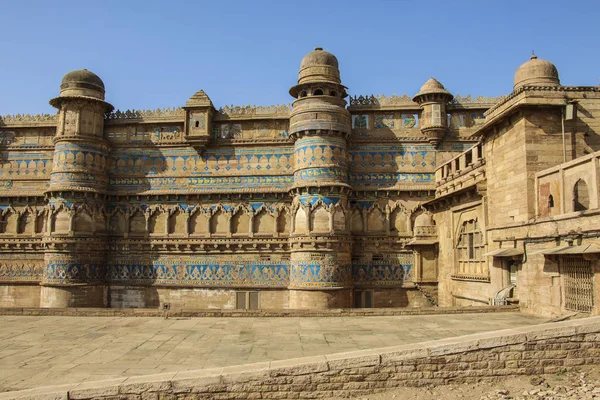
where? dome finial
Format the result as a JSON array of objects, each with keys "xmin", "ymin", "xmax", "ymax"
[{"xmin": 531, "ymin": 49, "xmax": 537, "ymax": 60}]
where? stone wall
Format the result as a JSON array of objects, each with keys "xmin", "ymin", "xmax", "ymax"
[
  {"xmin": 3, "ymin": 316, "xmax": 599, "ymax": 400},
  {"xmin": 0, "ymin": 284, "xmax": 39, "ymax": 308}
]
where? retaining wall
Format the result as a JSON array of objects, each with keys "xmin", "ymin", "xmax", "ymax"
[
  {"xmin": 0, "ymin": 305, "xmax": 518, "ymax": 318},
  {"xmin": 2, "ymin": 316, "xmax": 599, "ymax": 400}
]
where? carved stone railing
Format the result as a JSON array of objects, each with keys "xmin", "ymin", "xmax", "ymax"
[
  {"xmin": 414, "ymin": 225, "xmax": 437, "ymax": 237},
  {"xmin": 450, "ymin": 95, "xmax": 506, "ymax": 105},
  {"xmin": 105, "ymin": 107, "xmax": 185, "ymax": 121},
  {"xmin": 349, "ymin": 94, "xmax": 506, "ymax": 109},
  {"xmin": 349, "ymin": 94, "xmax": 416, "ymax": 107},
  {"xmin": 216, "ymin": 104, "xmax": 291, "ymax": 119},
  {"xmin": 0, "ymin": 113, "xmax": 57, "ymax": 124},
  {"xmin": 435, "ymin": 143, "xmax": 486, "ymax": 198},
  {"xmin": 103, "ymin": 104, "xmax": 292, "ymax": 122}
]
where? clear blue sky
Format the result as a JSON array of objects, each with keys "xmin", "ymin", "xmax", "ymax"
[{"xmin": 1, "ymin": 0, "xmax": 598, "ymax": 115}]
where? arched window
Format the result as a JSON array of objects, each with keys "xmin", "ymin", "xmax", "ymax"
[
  {"xmin": 573, "ymin": 179, "xmax": 590, "ymax": 211},
  {"xmin": 330, "ymin": 90, "xmax": 337, "ymax": 97},
  {"xmin": 195, "ymin": 120, "xmax": 200, "ymax": 128},
  {"xmin": 313, "ymin": 89, "xmax": 323, "ymax": 96},
  {"xmin": 299, "ymin": 90, "xmax": 307, "ymax": 98},
  {"xmin": 548, "ymin": 194, "xmax": 554, "ymax": 209}
]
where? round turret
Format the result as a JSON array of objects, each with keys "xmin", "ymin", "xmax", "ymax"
[
  {"xmin": 513, "ymin": 55, "xmax": 560, "ymax": 90},
  {"xmin": 59, "ymin": 69, "xmax": 105, "ymax": 100},
  {"xmin": 297, "ymin": 47, "xmax": 341, "ymax": 85},
  {"xmin": 412, "ymin": 77, "xmax": 453, "ymax": 148}
]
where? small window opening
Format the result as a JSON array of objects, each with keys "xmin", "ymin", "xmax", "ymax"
[
  {"xmin": 465, "ymin": 151, "xmax": 473, "ymax": 166},
  {"xmin": 313, "ymin": 89, "xmax": 323, "ymax": 96},
  {"xmin": 548, "ymin": 194, "xmax": 554, "ymax": 209},
  {"xmin": 468, "ymin": 232, "xmax": 475, "ymax": 259},
  {"xmin": 330, "ymin": 90, "xmax": 337, "ymax": 97},
  {"xmin": 299, "ymin": 90, "xmax": 307, "ymax": 98},
  {"xmin": 573, "ymin": 179, "xmax": 590, "ymax": 211},
  {"xmin": 195, "ymin": 120, "xmax": 199, "ymax": 128}
]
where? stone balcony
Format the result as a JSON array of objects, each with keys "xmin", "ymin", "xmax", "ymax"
[{"xmin": 435, "ymin": 143, "xmax": 485, "ymax": 198}]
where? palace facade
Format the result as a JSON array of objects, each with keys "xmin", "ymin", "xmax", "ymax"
[{"xmin": 0, "ymin": 48, "xmax": 598, "ymax": 317}]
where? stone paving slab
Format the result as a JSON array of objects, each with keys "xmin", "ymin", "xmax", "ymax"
[{"xmin": 0, "ymin": 312, "xmax": 544, "ymax": 392}]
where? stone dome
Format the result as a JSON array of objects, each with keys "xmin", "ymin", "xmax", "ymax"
[
  {"xmin": 300, "ymin": 47, "xmax": 339, "ymax": 70},
  {"xmin": 297, "ymin": 47, "xmax": 341, "ymax": 84},
  {"xmin": 414, "ymin": 212, "xmax": 435, "ymax": 227},
  {"xmin": 59, "ymin": 69, "xmax": 105, "ymax": 100},
  {"xmin": 413, "ymin": 77, "xmax": 453, "ymax": 102},
  {"xmin": 513, "ymin": 55, "xmax": 560, "ymax": 90}
]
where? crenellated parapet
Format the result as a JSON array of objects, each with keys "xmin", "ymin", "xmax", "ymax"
[
  {"xmin": 216, "ymin": 104, "xmax": 291, "ymax": 120},
  {"xmin": 105, "ymin": 107, "xmax": 185, "ymax": 123}
]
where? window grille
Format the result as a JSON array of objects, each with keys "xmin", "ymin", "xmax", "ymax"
[
  {"xmin": 454, "ymin": 219, "xmax": 487, "ymax": 278},
  {"xmin": 561, "ymin": 256, "xmax": 594, "ymax": 313}
]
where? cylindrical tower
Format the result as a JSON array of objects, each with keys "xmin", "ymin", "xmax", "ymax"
[
  {"xmin": 413, "ymin": 77, "xmax": 453, "ymax": 148},
  {"xmin": 41, "ymin": 69, "xmax": 113, "ymax": 308},
  {"xmin": 288, "ymin": 48, "xmax": 353, "ymax": 309}
]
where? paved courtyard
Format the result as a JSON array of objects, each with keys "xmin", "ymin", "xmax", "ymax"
[{"xmin": 0, "ymin": 312, "xmax": 544, "ymax": 391}]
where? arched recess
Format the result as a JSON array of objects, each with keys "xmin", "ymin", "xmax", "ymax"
[
  {"xmin": 390, "ymin": 207, "xmax": 408, "ymax": 233},
  {"xmin": 350, "ymin": 209, "xmax": 363, "ymax": 234},
  {"xmin": 129, "ymin": 209, "xmax": 146, "ymax": 235},
  {"xmin": 231, "ymin": 208, "xmax": 249, "ymax": 235},
  {"xmin": 189, "ymin": 210, "xmax": 209, "ymax": 235},
  {"xmin": 169, "ymin": 208, "xmax": 187, "ymax": 235},
  {"xmin": 35, "ymin": 210, "xmax": 46, "ymax": 234},
  {"xmin": 109, "ymin": 211, "xmax": 126, "ymax": 235},
  {"xmin": 367, "ymin": 207, "xmax": 386, "ymax": 233},
  {"xmin": 73, "ymin": 209, "xmax": 94, "ymax": 233},
  {"xmin": 333, "ymin": 207, "xmax": 346, "ymax": 232},
  {"xmin": 149, "ymin": 208, "xmax": 167, "ymax": 235},
  {"xmin": 573, "ymin": 179, "xmax": 590, "ymax": 211},
  {"xmin": 277, "ymin": 208, "xmax": 290, "ymax": 234},
  {"xmin": 310, "ymin": 205, "xmax": 330, "ymax": 233},
  {"xmin": 53, "ymin": 208, "xmax": 70, "ymax": 234},
  {"xmin": 254, "ymin": 209, "xmax": 274, "ymax": 235},
  {"xmin": 210, "ymin": 208, "xmax": 228, "ymax": 235},
  {"xmin": 95, "ymin": 210, "xmax": 106, "ymax": 233},
  {"xmin": 294, "ymin": 207, "xmax": 307, "ymax": 234},
  {"xmin": 18, "ymin": 209, "xmax": 34, "ymax": 234}
]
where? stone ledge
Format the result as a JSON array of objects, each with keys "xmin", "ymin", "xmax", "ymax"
[
  {"xmin": 0, "ymin": 305, "xmax": 519, "ymax": 318},
  {"xmin": 2, "ymin": 316, "xmax": 598, "ymax": 400}
]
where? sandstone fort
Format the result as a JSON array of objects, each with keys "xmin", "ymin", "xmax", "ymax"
[{"xmin": 0, "ymin": 47, "xmax": 598, "ymax": 317}]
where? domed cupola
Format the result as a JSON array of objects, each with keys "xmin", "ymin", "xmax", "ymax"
[
  {"xmin": 298, "ymin": 47, "xmax": 340, "ymax": 84},
  {"xmin": 289, "ymin": 47, "xmax": 347, "ymax": 98},
  {"xmin": 413, "ymin": 77, "xmax": 453, "ymax": 102},
  {"xmin": 513, "ymin": 54, "xmax": 560, "ymax": 90},
  {"xmin": 412, "ymin": 77, "xmax": 453, "ymax": 148},
  {"xmin": 58, "ymin": 69, "xmax": 105, "ymax": 100}
]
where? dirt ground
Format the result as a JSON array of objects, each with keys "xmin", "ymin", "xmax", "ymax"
[{"xmin": 352, "ymin": 366, "xmax": 600, "ymax": 399}]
